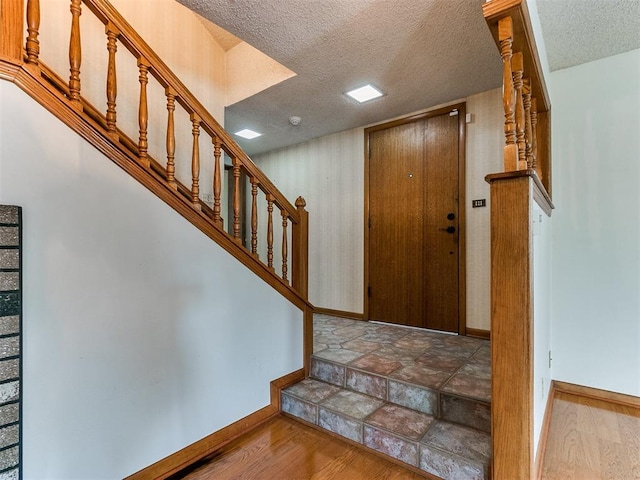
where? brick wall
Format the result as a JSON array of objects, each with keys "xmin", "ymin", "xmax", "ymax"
[{"xmin": 0, "ymin": 206, "xmax": 21, "ymax": 479}]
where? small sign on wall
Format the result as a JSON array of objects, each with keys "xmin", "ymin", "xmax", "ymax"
[{"xmin": 472, "ymin": 199, "xmax": 486, "ymax": 208}]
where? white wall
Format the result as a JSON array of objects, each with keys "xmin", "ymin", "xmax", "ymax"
[
  {"xmin": 0, "ymin": 82, "xmax": 303, "ymax": 479},
  {"xmin": 255, "ymin": 91, "xmax": 504, "ymax": 330},
  {"xmin": 533, "ymin": 201, "xmax": 553, "ymax": 454},
  {"xmin": 550, "ymin": 48, "xmax": 640, "ymax": 396}
]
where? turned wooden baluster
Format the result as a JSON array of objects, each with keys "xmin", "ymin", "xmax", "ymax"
[
  {"xmin": 281, "ymin": 211, "xmax": 288, "ymax": 283},
  {"xmin": 250, "ymin": 177, "xmax": 259, "ymax": 256},
  {"xmin": 499, "ymin": 17, "xmax": 517, "ymax": 171},
  {"xmin": 531, "ymin": 98, "xmax": 538, "ymax": 170},
  {"xmin": 267, "ymin": 194, "xmax": 274, "ymax": 270},
  {"xmin": 26, "ymin": 0, "xmax": 41, "ymax": 64},
  {"xmin": 190, "ymin": 113, "xmax": 201, "ymax": 208},
  {"xmin": 137, "ymin": 58, "xmax": 149, "ymax": 166},
  {"xmin": 212, "ymin": 139, "xmax": 222, "ymax": 225},
  {"xmin": 523, "ymin": 78, "xmax": 533, "ymax": 168},
  {"xmin": 512, "ymin": 52, "xmax": 526, "ymax": 170},
  {"xmin": 165, "ymin": 87, "xmax": 177, "ymax": 187},
  {"xmin": 232, "ymin": 158, "xmax": 241, "ymax": 242},
  {"xmin": 68, "ymin": 0, "xmax": 82, "ymax": 104},
  {"xmin": 105, "ymin": 23, "xmax": 118, "ymax": 136}
]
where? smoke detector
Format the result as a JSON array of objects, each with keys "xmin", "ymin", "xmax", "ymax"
[{"xmin": 289, "ymin": 116, "xmax": 302, "ymax": 126}]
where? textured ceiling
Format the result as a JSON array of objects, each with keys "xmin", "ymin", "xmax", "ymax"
[
  {"xmin": 178, "ymin": 0, "xmax": 503, "ymax": 156},
  {"xmin": 178, "ymin": 0, "xmax": 640, "ymax": 156},
  {"xmin": 197, "ymin": 16, "xmax": 242, "ymax": 52},
  {"xmin": 536, "ymin": 0, "xmax": 640, "ymax": 72}
]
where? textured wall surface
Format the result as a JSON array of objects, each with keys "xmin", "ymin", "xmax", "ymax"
[
  {"xmin": 255, "ymin": 128, "xmax": 365, "ymax": 313},
  {"xmin": 0, "ymin": 206, "xmax": 20, "ymax": 479},
  {"xmin": 465, "ymin": 88, "xmax": 503, "ymax": 331}
]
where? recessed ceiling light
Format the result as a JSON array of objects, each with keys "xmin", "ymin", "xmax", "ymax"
[
  {"xmin": 235, "ymin": 128, "xmax": 262, "ymax": 139},
  {"xmin": 346, "ymin": 84, "xmax": 384, "ymax": 103}
]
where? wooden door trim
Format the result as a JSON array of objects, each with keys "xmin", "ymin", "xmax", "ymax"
[{"xmin": 363, "ymin": 102, "xmax": 467, "ymax": 335}]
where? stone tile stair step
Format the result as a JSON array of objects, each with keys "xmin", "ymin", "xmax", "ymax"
[
  {"xmin": 282, "ymin": 378, "xmax": 490, "ymax": 480},
  {"xmin": 310, "ymin": 355, "xmax": 490, "ymax": 433}
]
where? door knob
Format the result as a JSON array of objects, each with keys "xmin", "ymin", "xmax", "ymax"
[{"xmin": 439, "ymin": 226, "xmax": 456, "ymax": 233}]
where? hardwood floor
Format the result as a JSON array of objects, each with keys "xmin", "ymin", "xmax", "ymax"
[
  {"xmin": 171, "ymin": 415, "xmax": 429, "ymax": 479},
  {"xmin": 541, "ymin": 391, "xmax": 640, "ymax": 480}
]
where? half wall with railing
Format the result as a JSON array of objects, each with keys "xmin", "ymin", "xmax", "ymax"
[{"xmin": 482, "ymin": 1, "xmax": 554, "ymax": 479}]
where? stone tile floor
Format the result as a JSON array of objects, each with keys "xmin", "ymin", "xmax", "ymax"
[
  {"xmin": 314, "ymin": 314, "xmax": 491, "ymax": 405},
  {"xmin": 282, "ymin": 314, "xmax": 492, "ymax": 480}
]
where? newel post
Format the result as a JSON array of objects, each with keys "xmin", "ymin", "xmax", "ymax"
[
  {"xmin": 292, "ymin": 196, "xmax": 312, "ymax": 377},
  {"xmin": 486, "ymin": 172, "xmax": 535, "ymax": 480},
  {"xmin": 1, "ymin": 0, "xmax": 25, "ymax": 61},
  {"xmin": 292, "ymin": 196, "xmax": 309, "ymax": 298}
]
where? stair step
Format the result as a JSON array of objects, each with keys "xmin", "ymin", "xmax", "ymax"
[
  {"xmin": 310, "ymin": 354, "xmax": 491, "ymax": 433},
  {"xmin": 282, "ymin": 378, "xmax": 490, "ymax": 480}
]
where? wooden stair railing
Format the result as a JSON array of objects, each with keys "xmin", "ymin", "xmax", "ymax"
[
  {"xmin": 0, "ymin": 0, "xmax": 313, "ymax": 371},
  {"xmin": 484, "ymin": 0, "xmax": 552, "ymax": 196},
  {"xmin": 483, "ymin": 1, "xmax": 554, "ymax": 479}
]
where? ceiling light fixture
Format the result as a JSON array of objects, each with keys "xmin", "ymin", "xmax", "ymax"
[
  {"xmin": 289, "ymin": 116, "xmax": 302, "ymax": 126},
  {"xmin": 346, "ymin": 84, "xmax": 384, "ymax": 103},
  {"xmin": 234, "ymin": 128, "xmax": 262, "ymax": 139}
]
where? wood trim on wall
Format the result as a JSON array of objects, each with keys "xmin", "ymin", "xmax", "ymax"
[
  {"xmin": 314, "ymin": 307, "xmax": 364, "ymax": 321},
  {"xmin": 534, "ymin": 380, "xmax": 556, "ymax": 480},
  {"xmin": 457, "ymin": 103, "xmax": 467, "ymax": 336},
  {"xmin": 363, "ymin": 103, "xmax": 467, "ymax": 335},
  {"xmin": 553, "ymin": 380, "xmax": 640, "ymax": 409},
  {"xmin": 302, "ymin": 305, "xmax": 314, "ymax": 377},
  {"xmin": 466, "ymin": 328, "xmax": 490, "ymax": 340},
  {"xmin": 125, "ymin": 369, "xmax": 305, "ymax": 480}
]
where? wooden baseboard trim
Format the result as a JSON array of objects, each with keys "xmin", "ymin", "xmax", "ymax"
[
  {"xmin": 553, "ymin": 380, "xmax": 640, "ymax": 409},
  {"xmin": 534, "ymin": 380, "xmax": 556, "ymax": 480},
  {"xmin": 271, "ymin": 368, "xmax": 306, "ymax": 412},
  {"xmin": 125, "ymin": 369, "xmax": 306, "ymax": 480},
  {"xmin": 465, "ymin": 327, "xmax": 490, "ymax": 339},
  {"xmin": 314, "ymin": 307, "xmax": 364, "ymax": 320}
]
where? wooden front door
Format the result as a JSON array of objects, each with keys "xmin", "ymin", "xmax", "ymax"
[{"xmin": 366, "ymin": 105, "xmax": 465, "ymax": 333}]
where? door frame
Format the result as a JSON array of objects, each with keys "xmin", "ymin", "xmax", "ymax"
[{"xmin": 363, "ymin": 102, "xmax": 467, "ymax": 335}]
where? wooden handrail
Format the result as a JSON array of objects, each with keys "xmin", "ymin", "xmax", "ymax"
[
  {"xmin": 81, "ymin": 0, "xmax": 299, "ymax": 221},
  {"xmin": 2, "ymin": 0, "xmax": 308, "ymax": 303}
]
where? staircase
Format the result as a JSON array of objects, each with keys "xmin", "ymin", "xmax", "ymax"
[{"xmin": 282, "ymin": 315, "xmax": 491, "ymax": 480}]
